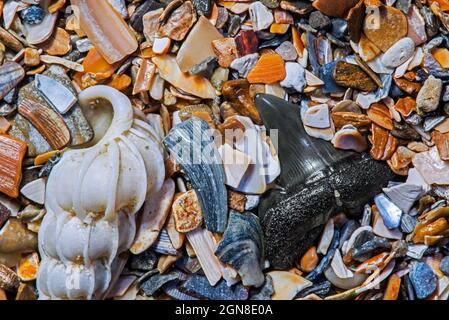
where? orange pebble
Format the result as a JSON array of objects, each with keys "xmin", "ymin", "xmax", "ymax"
[
  {"xmin": 300, "ymin": 246, "xmax": 319, "ymax": 272},
  {"xmin": 247, "ymin": 53, "xmax": 286, "ymax": 84}
]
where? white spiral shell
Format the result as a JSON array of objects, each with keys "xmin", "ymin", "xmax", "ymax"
[{"xmin": 37, "ymin": 86, "xmax": 165, "ymax": 299}]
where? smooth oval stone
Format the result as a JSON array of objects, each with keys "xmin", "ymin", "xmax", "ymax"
[
  {"xmin": 416, "ymin": 75, "xmax": 442, "ymax": 114},
  {"xmin": 409, "ymin": 262, "xmax": 437, "ymax": 299},
  {"xmin": 440, "ymin": 256, "xmax": 449, "ymax": 277},
  {"xmin": 381, "ymin": 37, "xmax": 415, "ymax": 68}
]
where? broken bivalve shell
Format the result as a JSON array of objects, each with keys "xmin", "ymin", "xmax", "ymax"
[
  {"xmin": 153, "ymin": 55, "xmax": 216, "ymax": 99},
  {"xmin": 331, "ymin": 125, "xmax": 368, "ymax": 152},
  {"xmin": 215, "ymin": 211, "xmax": 265, "ymax": 288},
  {"xmin": 71, "ymin": 0, "xmax": 138, "ymax": 64},
  {"xmin": 0, "ymin": 62, "xmax": 25, "ymax": 100},
  {"xmin": 18, "ymin": 97, "xmax": 71, "ymax": 151},
  {"xmin": 20, "ymin": 178, "xmax": 46, "ymax": 205},
  {"xmin": 164, "ymin": 118, "xmax": 228, "ymax": 233},
  {"xmin": 0, "ymin": 134, "xmax": 27, "ymax": 199},
  {"xmin": 131, "ymin": 179, "xmax": 175, "ymax": 255}
]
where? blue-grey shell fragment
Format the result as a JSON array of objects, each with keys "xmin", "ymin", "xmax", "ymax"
[
  {"xmin": 163, "ymin": 118, "xmax": 228, "ymax": 233},
  {"xmin": 409, "ymin": 262, "xmax": 437, "ymax": 299},
  {"xmin": 140, "ymin": 270, "xmax": 186, "ymax": 296},
  {"xmin": 178, "ymin": 275, "xmax": 248, "ymax": 300},
  {"xmin": 215, "ymin": 210, "xmax": 265, "ymax": 287},
  {"xmin": 374, "ymin": 193, "xmax": 403, "ymax": 229}
]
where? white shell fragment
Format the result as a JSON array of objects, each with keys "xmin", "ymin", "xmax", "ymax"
[
  {"xmin": 248, "ymin": 2, "xmax": 273, "ymax": 31},
  {"xmin": 383, "ymin": 183, "xmax": 425, "ymax": 214},
  {"xmin": 186, "ymin": 228, "xmax": 223, "ymax": 286},
  {"xmin": 303, "ymin": 104, "xmax": 330, "ymax": 129},
  {"xmin": 20, "ymin": 178, "xmax": 46, "ymax": 205},
  {"xmin": 413, "ymin": 147, "xmax": 449, "ymax": 185},
  {"xmin": 35, "ymin": 74, "xmax": 77, "ymax": 114},
  {"xmin": 267, "ymin": 271, "xmax": 312, "ymax": 300},
  {"xmin": 317, "ymin": 218, "xmax": 334, "ymax": 255}
]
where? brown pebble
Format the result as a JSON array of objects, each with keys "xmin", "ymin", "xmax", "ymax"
[
  {"xmin": 228, "ymin": 190, "xmax": 247, "ymax": 213},
  {"xmin": 39, "ymin": 27, "xmax": 72, "ymax": 56},
  {"xmin": 24, "ymin": 48, "xmax": 40, "ymax": 67}
]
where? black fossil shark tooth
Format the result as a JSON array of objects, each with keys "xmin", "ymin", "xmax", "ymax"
[{"xmin": 254, "ymin": 94, "xmax": 396, "ymax": 269}]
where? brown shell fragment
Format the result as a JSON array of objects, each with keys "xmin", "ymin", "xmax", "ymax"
[
  {"xmin": 18, "ymin": 98, "xmax": 70, "ymax": 150},
  {"xmin": 333, "ymin": 61, "xmax": 378, "ymax": 92},
  {"xmin": 393, "ymin": 78, "xmax": 421, "ymax": 96},
  {"xmin": 331, "ymin": 112, "xmax": 371, "ymax": 130},
  {"xmin": 132, "ymin": 59, "xmax": 156, "ymax": 95},
  {"xmin": 394, "ymin": 97, "xmax": 416, "ymax": 117},
  {"xmin": 363, "ymin": 5, "xmax": 408, "ymax": 52},
  {"xmin": 0, "ymin": 135, "xmax": 27, "ymax": 198},
  {"xmin": 222, "ymin": 79, "xmax": 262, "ymax": 124},
  {"xmin": 212, "ymin": 38, "xmax": 238, "ymax": 68},
  {"xmin": 366, "ymin": 103, "xmax": 393, "ymax": 131},
  {"xmin": 228, "ymin": 190, "xmax": 247, "ymax": 213},
  {"xmin": 158, "ymin": 1, "xmax": 197, "ymax": 41},
  {"xmin": 370, "ymin": 124, "xmax": 397, "ymax": 161},
  {"xmin": 172, "ymin": 190, "xmax": 204, "ymax": 233},
  {"xmin": 39, "ymin": 27, "xmax": 72, "ymax": 56},
  {"xmin": 413, "ymin": 218, "xmax": 449, "ymax": 244},
  {"xmin": 384, "ymin": 273, "xmax": 401, "ymax": 300},
  {"xmin": 312, "ymin": 0, "xmax": 359, "ymax": 17},
  {"xmin": 387, "ymin": 146, "xmax": 415, "ymax": 176},
  {"xmin": 432, "ymin": 131, "xmax": 449, "ymax": 161},
  {"xmin": 347, "ymin": 0, "xmax": 365, "ymax": 43},
  {"xmin": 0, "ymin": 263, "xmax": 19, "ymax": 292}
]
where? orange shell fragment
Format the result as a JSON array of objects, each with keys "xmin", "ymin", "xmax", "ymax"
[
  {"xmin": 433, "ymin": 48, "xmax": 449, "ymax": 68},
  {"xmin": 270, "ymin": 23, "xmax": 290, "ymax": 34},
  {"xmin": 384, "ymin": 273, "xmax": 401, "ymax": 300},
  {"xmin": 247, "ymin": 53, "xmax": 286, "ymax": 84},
  {"xmin": 17, "ymin": 253, "xmax": 39, "ymax": 282},
  {"xmin": 0, "ymin": 134, "xmax": 27, "ymax": 198},
  {"xmin": 428, "ymin": 0, "xmax": 449, "ymax": 11},
  {"xmin": 292, "ymin": 27, "xmax": 304, "ymax": 57},
  {"xmin": 71, "ymin": 0, "xmax": 138, "ymax": 64}
]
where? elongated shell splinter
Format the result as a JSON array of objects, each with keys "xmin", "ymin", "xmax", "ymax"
[{"xmin": 37, "ymin": 86, "xmax": 165, "ymax": 300}]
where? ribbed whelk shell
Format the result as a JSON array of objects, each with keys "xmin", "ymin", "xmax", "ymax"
[{"xmin": 37, "ymin": 86, "xmax": 165, "ymax": 300}]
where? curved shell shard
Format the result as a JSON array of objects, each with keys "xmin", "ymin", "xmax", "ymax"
[
  {"xmin": 37, "ymin": 86, "xmax": 165, "ymax": 299},
  {"xmin": 215, "ymin": 211, "xmax": 265, "ymax": 287},
  {"xmin": 163, "ymin": 118, "xmax": 228, "ymax": 233}
]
